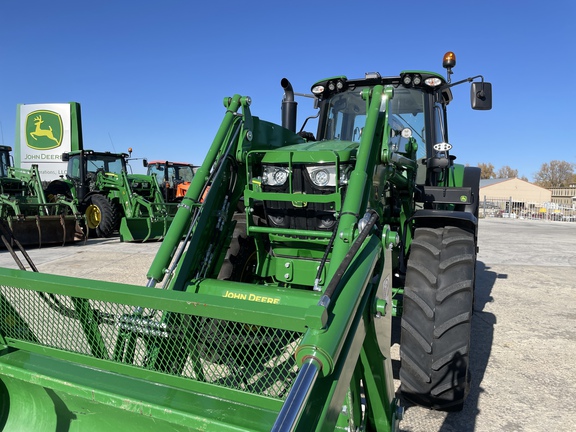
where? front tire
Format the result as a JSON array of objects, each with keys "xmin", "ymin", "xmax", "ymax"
[
  {"xmin": 400, "ymin": 226, "xmax": 475, "ymax": 410},
  {"xmin": 45, "ymin": 180, "xmax": 73, "ymax": 202},
  {"xmin": 84, "ymin": 194, "xmax": 119, "ymax": 238},
  {"xmin": 217, "ymin": 215, "xmax": 257, "ymax": 282}
]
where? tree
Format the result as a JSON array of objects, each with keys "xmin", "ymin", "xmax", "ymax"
[
  {"xmin": 478, "ymin": 162, "xmax": 495, "ymax": 179},
  {"xmin": 496, "ymin": 166, "xmax": 518, "ymax": 179},
  {"xmin": 533, "ymin": 160, "xmax": 575, "ymax": 188}
]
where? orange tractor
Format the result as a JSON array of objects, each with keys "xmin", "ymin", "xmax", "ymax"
[{"xmin": 145, "ymin": 160, "xmax": 196, "ymax": 203}]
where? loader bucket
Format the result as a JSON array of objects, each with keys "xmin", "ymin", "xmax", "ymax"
[
  {"xmin": 118, "ymin": 215, "xmax": 173, "ymax": 242},
  {"xmin": 0, "ymin": 233, "xmax": 397, "ymax": 431},
  {"xmin": 3, "ymin": 215, "xmax": 83, "ymax": 248},
  {"xmin": 0, "ymin": 270, "xmax": 305, "ymax": 431}
]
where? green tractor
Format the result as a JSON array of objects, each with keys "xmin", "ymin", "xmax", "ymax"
[
  {"xmin": 0, "ymin": 145, "xmax": 83, "ymax": 247},
  {"xmin": 0, "ymin": 52, "xmax": 491, "ymax": 430},
  {"xmin": 45, "ymin": 149, "xmax": 176, "ymax": 242}
]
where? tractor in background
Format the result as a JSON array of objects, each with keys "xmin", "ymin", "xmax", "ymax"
[
  {"xmin": 146, "ymin": 160, "xmax": 196, "ymax": 204},
  {"xmin": 0, "ymin": 145, "xmax": 83, "ymax": 247},
  {"xmin": 45, "ymin": 149, "xmax": 177, "ymax": 242}
]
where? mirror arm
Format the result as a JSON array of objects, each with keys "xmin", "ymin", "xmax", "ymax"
[{"xmin": 445, "ymin": 74, "xmax": 485, "ymax": 90}]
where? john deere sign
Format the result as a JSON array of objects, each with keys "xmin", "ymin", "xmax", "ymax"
[
  {"xmin": 25, "ymin": 110, "xmax": 63, "ymax": 150},
  {"xmin": 15, "ymin": 102, "xmax": 83, "ymax": 181}
]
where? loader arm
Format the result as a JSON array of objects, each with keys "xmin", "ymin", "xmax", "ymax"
[{"xmin": 142, "ymin": 88, "xmax": 401, "ymax": 429}]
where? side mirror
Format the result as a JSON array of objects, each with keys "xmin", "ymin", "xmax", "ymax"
[
  {"xmin": 62, "ymin": 153, "xmax": 69, "ymax": 162},
  {"xmin": 471, "ymin": 82, "xmax": 492, "ymax": 110},
  {"xmin": 143, "ymin": 158, "xmax": 148, "ymax": 167}
]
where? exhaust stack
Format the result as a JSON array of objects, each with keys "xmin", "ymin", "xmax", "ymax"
[{"xmin": 281, "ymin": 78, "xmax": 297, "ymax": 133}]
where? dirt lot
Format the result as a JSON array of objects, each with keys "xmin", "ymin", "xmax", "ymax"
[{"xmin": 1, "ymin": 217, "xmax": 575, "ymax": 431}]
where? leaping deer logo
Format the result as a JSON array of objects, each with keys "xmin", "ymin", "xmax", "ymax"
[{"xmin": 29, "ymin": 115, "xmax": 59, "ymax": 145}]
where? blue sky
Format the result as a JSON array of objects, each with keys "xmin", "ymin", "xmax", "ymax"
[{"xmin": 1, "ymin": 0, "xmax": 574, "ymax": 180}]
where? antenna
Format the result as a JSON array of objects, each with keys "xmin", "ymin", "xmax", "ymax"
[{"xmin": 108, "ymin": 132, "xmax": 117, "ymax": 152}]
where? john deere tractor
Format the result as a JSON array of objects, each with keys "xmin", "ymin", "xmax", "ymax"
[
  {"xmin": 45, "ymin": 149, "xmax": 176, "ymax": 241},
  {"xmin": 0, "ymin": 145, "xmax": 83, "ymax": 247},
  {"xmin": 0, "ymin": 52, "xmax": 491, "ymax": 430}
]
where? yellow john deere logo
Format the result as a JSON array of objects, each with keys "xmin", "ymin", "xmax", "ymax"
[
  {"xmin": 25, "ymin": 110, "xmax": 63, "ymax": 150},
  {"xmin": 292, "ymin": 191, "xmax": 308, "ymax": 208}
]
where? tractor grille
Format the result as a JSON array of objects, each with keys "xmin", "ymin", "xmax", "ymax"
[{"xmin": 0, "ymin": 284, "xmax": 302, "ymax": 399}]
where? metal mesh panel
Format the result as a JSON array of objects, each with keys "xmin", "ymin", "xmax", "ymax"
[{"xmin": 0, "ymin": 284, "xmax": 302, "ymax": 399}]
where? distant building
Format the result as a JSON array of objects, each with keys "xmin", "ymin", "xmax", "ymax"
[
  {"xmin": 549, "ymin": 186, "xmax": 576, "ymax": 208},
  {"xmin": 479, "ymin": 178, "xmax": 551, "ymax": 203},
  {"xmin": 478, "ymin": 178, "xmax": 576, "ymax": 219}
]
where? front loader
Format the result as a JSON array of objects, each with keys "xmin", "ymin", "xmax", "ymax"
[
  {"xmin": 45, "ymin": 149, "xmax": 178, "ymax": 242},
  {"xmin": 0, "ymin": 52, "xmax": 491, "ymax": 430},
  {"xmin": 0, "ymin": 145, "xmax": 83, "ymax": 247}
]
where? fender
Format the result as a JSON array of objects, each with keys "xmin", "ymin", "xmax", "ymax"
[{"xmin": 412, "ymin": 208, "xmax": 478, "ymax": 236}]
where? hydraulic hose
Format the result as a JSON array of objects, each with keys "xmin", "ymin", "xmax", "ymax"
[
  {"xmin": 318, "ymin": 210, "xmax": 379, "ymax": 308},
  {"xmin": 313, "ymin": 226, "xmax": 338, "ymax": 291}
]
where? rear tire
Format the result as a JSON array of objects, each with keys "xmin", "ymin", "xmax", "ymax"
[
  {"xmin": 400, "ymin": 226, "xmax": 475, "ymax": 411},
  {"xmin": 84, "ymin": 194, "xmax": 119, "ymax": 238}
]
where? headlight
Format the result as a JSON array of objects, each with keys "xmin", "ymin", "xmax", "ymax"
[
  {"xmin": 425, "ymin": 77, "xmax": 443, "ymax": 87},
  {"xmin": 131, "ymin": 181, "xmax": 149, "ymax": 188},
  {"xmin": 262, "ymin": 166, "xmax": 289, "ymax": 186},
  {"xmin": 311, "ymin": 168, "xmax": 330, "ymax": 186},
  {"xmin": 306, "ymin": 165, "xmax": 351, "ymax": 187}
]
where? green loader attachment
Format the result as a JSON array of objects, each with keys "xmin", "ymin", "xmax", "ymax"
[
  {"xmin": 0, "ymin": 146, "xmax": 84, "ymax": 247},
  {"xmin": 96, "ymin": 169, "xmax": 176, "ymax": 242},
  {"xmin": 46, "ymin": 150, "xmax": 178, "ymax": 242},
  {"xmin": 0, "ymin": 52, "xmax": 491, "ymax": 430}
]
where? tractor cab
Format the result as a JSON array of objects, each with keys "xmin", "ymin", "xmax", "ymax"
[
  {"xmin": 0, "ymin": 146, "xmax": 12, "ymax": 178},
  {"xmin": 307, "ymin": 56, "xmax": 491, "ymax": 190},
  {"xmin": 146, "ymin": 160, "xmax": 195, "ymax": 202},
  {"xmin": 63, "ymin": 150, "xmax": 129, "ymax": 201},
  {"xmin": 310, "ymin": 72, "xmax": 452, "ymax": 186}
]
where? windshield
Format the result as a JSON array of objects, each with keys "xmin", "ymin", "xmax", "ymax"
[
  {"xmin": 147, "ymin": 164, "xmax": 166, "ymax": 184},
  {"xmin": 317, "ymin": 86, "xmax": 426, "ymax": 161},
  {"xmin": 67, "ymin": 154, "xmax": 126, "ymax": 179},
  {"xmin": 148, "ymin": 164, "xmax": 193, "ymax": 185},
  {"xmin": 322, "ymin": 90, "xmax": 366, "ymax": 142},
  {"xmin": 0, "ymin": 151, "xmax": 10, "ymax": 177},
  {"xmin": 388, "ymin": 87, "xmax": 426, "ymax": 161},
  {"xmin": 86, "ymin": 155, "xmax": 125, "ymax": 175}
]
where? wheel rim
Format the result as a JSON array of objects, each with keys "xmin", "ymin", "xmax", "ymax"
[{"xmin": 85, "ymin": 204, "xmax": 101, "ymax": 229}]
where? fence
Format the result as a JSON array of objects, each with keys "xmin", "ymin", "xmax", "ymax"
[{"xmin": 480, "ymin": 196, "xmax": 576, "ymax": 222}]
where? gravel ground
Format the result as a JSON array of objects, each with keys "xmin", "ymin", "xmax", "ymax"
[
  {"xmin": 396, "ymin": 218, "xmax": 576, "ymax": 432},
  {"xmin": 1, "ymin": 217, "xmax": 575, "ymax": 431}
]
